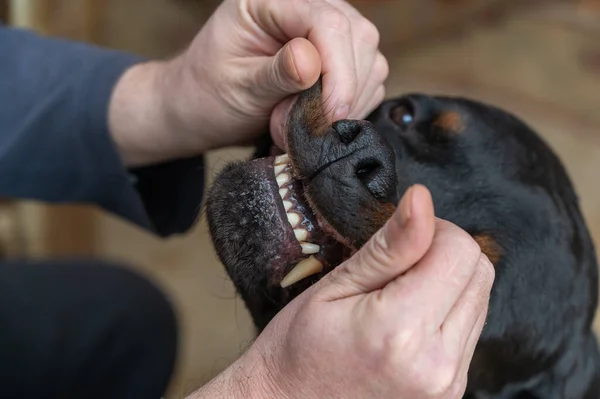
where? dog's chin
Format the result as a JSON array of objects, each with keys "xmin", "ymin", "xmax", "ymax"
[{"xmin": 206, "ymin": 154, "xmax": 352, "ymax": 293}]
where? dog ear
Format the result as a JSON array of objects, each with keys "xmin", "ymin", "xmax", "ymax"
[{"xmin": 251, "ymin": 133, "xmax": 274, "ymax": 159}]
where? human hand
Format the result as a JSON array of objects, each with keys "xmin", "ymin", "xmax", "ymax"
[
  {"xmin": 109, "ymin": 0, "xmax": 388, "ymax": 166},
  {"xmin": 190, "ymin": 185, "xmax": 495, "ymax": 399}
]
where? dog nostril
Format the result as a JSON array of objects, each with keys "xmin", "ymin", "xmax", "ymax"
[
  {"xmin": 356, "ymin": 158, "xmax": 389, "ymax": 200},
  {"xmin": 333, "ymin": 120, "xmax": 362, "ymax": 144}
]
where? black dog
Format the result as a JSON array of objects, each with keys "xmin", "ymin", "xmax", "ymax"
[{"xmin": 205, "ymin": 80, "xmax": 600, "ymax": 398}]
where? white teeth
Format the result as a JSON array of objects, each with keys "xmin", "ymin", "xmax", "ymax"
[
  {"xmin": 287, "ymin": 212, "xmax": 301, "ymax": 227},
  {"xmin": 275, "ymin": 154, "xmax": 290, "ymax": 165},
  {"xmin": 274, "ymin": 164, "xmax": 286, "ymax": 175},
  {"xmin": 294, "ymin": 228, "xmax": 308, "ymax": 241},
  {"xmin": 280, "ymin": 256, "xmax": 324, "ymax": 288},
  {"xmin": 301, "ymin": 242, "xmax": 320, "ymax": 254},
  {"xmin": 274, "ymin": 154, "xmax": 321, "ymax": 273},
  {"xmin": 283, "ymin": 200, "xmax": 293, "ymax": 212},
  {"xmin": 276, "ymin": 173, "xmax": 291, "ymax": 187}
]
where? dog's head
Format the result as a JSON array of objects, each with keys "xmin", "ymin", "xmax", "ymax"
[{"xmin": 206, "ymin": 79, "xmax": 585, "ymax": 332}]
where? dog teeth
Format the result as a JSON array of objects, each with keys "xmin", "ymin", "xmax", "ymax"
[
  {"xmin": 274, "ymin": 164, "xmax": 286, "ymax": 175},
  {"xmin": 274, "ymin": 154, "xmax": 321, "ymax": 268},
  {"xmin": 283, "ymin": 200, "xmax": 293, "ymax": 212},
  {"xmin": 280, "ymin": 256, "xmax": 324, "ymax": 288},
  {"xmin": 275, "ymin": 154, "xmax": 290, "ymax": 165},
  {"xmin": 287, "ymin": 212, "xmax": 301, "ymax": 227},
  {"xmin": 294, "ymin": 228, "xmax": 308, "ymax": 241},
  {"xmin": 300, "ymin": 242, "xmax": 320, "ymax": 255},
  {"xmin": 276, "ymin": 173, "xmax": 291, "ymax": 187}
]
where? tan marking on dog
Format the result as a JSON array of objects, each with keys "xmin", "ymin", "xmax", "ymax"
[
  {"xmin": 434, "ymin": 111, "xmax": 464, "ymax": 133},
  {"xmin": 473, "ymin": 234, "xmax": 502, "ymax": 265},
  {"xmin": 367, "ymin": 202, "xmax": 397, "ymax": 235}
]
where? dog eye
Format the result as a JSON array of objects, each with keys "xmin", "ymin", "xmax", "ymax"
[{"xmin": 390, "ymin": 104, "xmax": 414, "ymax": 127}]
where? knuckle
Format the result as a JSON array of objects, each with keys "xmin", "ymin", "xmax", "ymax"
[
  {"xmin": 407, "ymin": 359, "xmax": 457, "ymax": 397},
  {"xmin": 425, "ymin": 362, "xmax": 457, "ymax": 397},
  {"xmin": 452, "ymin": 231, "xmax": 482, "ymax": 260},
  {"xmin": 357, "ymin": 19, "xmax": 380, "ymax": 46},
  {"xmin": 374, "ymin": 53, "xmax": 390, "ymax": 81},
  {"xmin": 321, "ymin": 7, "xmax": 351, "ymax": 31}
]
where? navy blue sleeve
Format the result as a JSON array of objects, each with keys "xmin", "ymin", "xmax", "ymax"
[{"xmin": 0, "ymin": 25, "xmax": 205, "ymax": 237}]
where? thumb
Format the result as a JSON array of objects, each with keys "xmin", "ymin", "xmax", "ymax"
[
  {"xmin": 317, "ymin": 185, "xmax": 437, "ymax": 301},
  {"xmin": 258, "ymin": 37, "xmax": 321, "ymax": 99},
  {"xmin": 265, "ymin": 38, "xmax": 321, "ymax": 150}
]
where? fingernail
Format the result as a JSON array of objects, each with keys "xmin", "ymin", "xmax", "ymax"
[
  {"xmin": 285, "ymin": 44, "xmax": 302, "ymax": 84},
  {"xmin": 334, "ymin": 104, "xmax": 350, "ymax": 120},
  {"xmin": 399, "ymin": 186, "xmax": 414, "ymax": 227}
]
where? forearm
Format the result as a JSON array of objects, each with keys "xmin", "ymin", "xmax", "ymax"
[
  {"xmin": 0, "ymin": 25, "xmax": 205, "ymax": 237},
  {"xmin": 109, "ymin": 60, "xmax": 182, "ymax": 167},
  {"xmin": 0, "ymin": 25, "xmax": 142, "ymax": 201}
]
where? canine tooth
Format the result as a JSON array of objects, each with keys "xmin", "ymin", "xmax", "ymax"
[
  {"xmin": 283, "ymin": 200, "xmax": 293, "ymax": 212},
  {"xmin": 301, "ymin": 242, "xmax": 320, "ymax": 254},
  {"xmin": 276, "ymin": 173, "xmax": 291, "ymax": 187},
  {"xmin": 294, "ymin": 228, "xmax": 308, "ymax": 241},
  {"xmin": 280, "ymin": 256, "xmax": 324, "ymax": 288},
  {"xmin": 274, "ymin": 164, "xmax": 286, "ymax": 175},
  {"xmin": 278, "ymin": 188, "xmax": 288, "ymax": 199},
  {"xmin": 287, "ymin": 212, "xmax": 301, "ymax": 227},
  {"xmin": 275, "ymin": 154, "xmax": 290, "ymax": 165}
]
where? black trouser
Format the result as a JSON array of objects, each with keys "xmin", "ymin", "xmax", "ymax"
[{"xmin": 0, "ymin": 260, "xmax": 178, "ymax": 399}]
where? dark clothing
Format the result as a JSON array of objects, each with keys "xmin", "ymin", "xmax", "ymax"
[
  {"xmin": 0, "ymin": 261, "xmax": 178, "ymax": 399},
  {"xmin": 0, "ymin": 25, "xmax": 207, "ymax": 398},
  {"xmin": 0, "ymin": 24, "xmax": 205, "ymax": 236}
]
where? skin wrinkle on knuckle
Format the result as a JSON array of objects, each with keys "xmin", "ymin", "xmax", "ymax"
[{"xmin": 363, "ymin": 227, "xmax": 398, "ymax": 269}]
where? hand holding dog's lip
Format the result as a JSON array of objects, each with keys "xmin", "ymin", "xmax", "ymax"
[{"xmin": 217, "ymin": 185, "xmax": 494, "ymax": 399}]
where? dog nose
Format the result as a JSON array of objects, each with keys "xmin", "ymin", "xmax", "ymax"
[
  {"xmin": 333, "ymin": 120, "xmax": 362, "ymax": 144},
  {"xmin": 329, "ymin": 120, "xmax": 397, "ymax": 203}
]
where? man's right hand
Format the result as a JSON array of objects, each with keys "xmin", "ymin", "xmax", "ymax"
[{"xmin": 192, "ymin": 184, "xmax": 494, "ymax": 399}]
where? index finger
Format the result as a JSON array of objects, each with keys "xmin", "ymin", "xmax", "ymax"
[{"xmin": 248, "ymin": 0, "xmax": 358, "ymax": 120}]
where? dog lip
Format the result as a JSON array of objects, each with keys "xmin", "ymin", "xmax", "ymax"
[{"xmin": 206, "ymin": 153, "xmax": 352, "ymax": 291}]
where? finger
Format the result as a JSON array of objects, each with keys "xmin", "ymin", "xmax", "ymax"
[
  {"xmin": 255, "ymin": 38, "xmax": 321, "ymax": 99},
  {"xmin": 316, "ymin": 185, "xmax": 436, "ymax": 301},
  {"xmin": 324, "ymin": 0, "xmax": 381, "ymax": 107},
  {"xmin": 384, "ymin": 219, "xmax": 483, "ymax": 327},
  {"xmin": 441, "ymin": 254, "xmax": 495, "ymax": 355},
  {"xmin": 248, "ymin": 0, "xmax": 358, "ymax": 120},
  {"xmin": 270, "ymin": 95, "xmax": 298, "ymax": 150},
  {"xmin": 358, "ymin": 85, "xmax": 386, "ymax": 120},
  {"xmin": 350, "ymin": 52, "xmax": 388, "ymax": 119},
  {"xmin": 453, "ymin": 299, "xmax": 490, "ymax": 392}
]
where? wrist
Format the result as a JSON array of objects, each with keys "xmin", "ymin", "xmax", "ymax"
[
  {"xmin": 188, "ymin": 347, "xmax": 291, "ymax": 399},
  {"xmin": 108, "ymin": 60, "xmax": 208, "ymax": 167}
]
